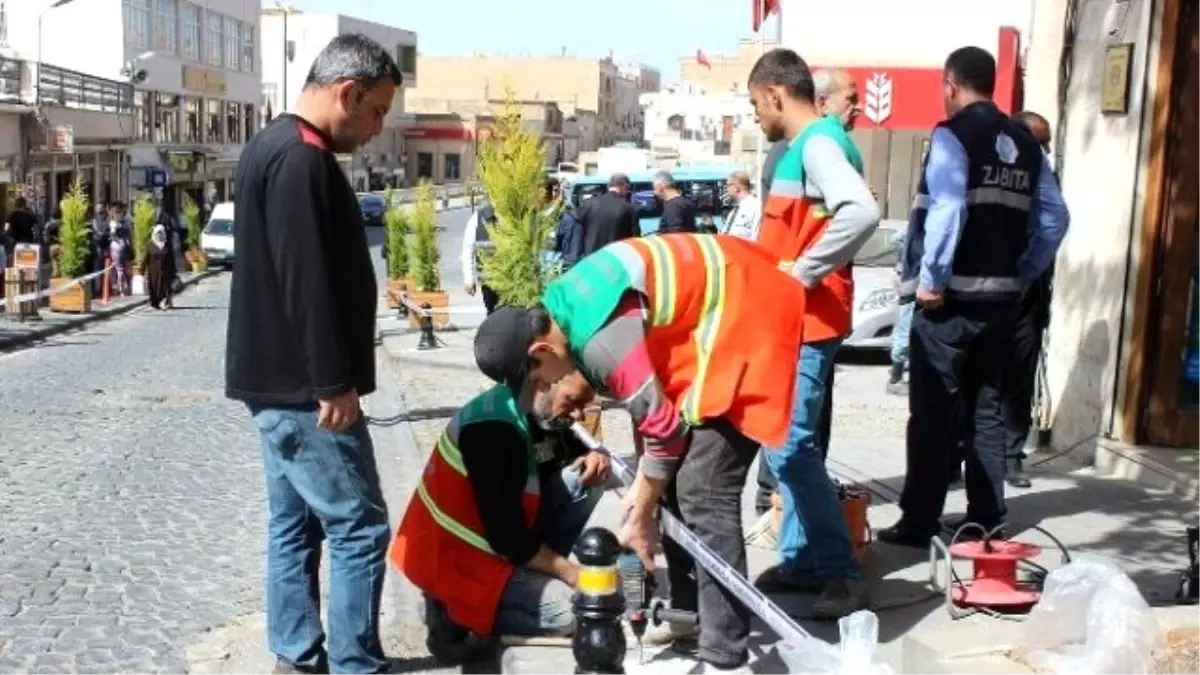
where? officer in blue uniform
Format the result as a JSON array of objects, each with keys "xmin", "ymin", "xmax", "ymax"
[{"xmin": 879, "ymin": 46, "xmax": 1071, "ymax": 547}]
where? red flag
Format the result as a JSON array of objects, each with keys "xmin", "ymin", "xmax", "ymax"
[
  {"xmin": 752, "ymin": 0, "xmax": 779, "ymax": 32},
  {"xmin": 696, "ymin": 49, "xmax": 712, "ymax": 69}
]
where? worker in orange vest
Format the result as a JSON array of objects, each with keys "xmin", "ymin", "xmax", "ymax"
[
  {"xmin": 388, "ymin": 370, "xmax": 611, "ymax": 663},
  {"xmin": 472, "ymin": 233, "xmax": 805, "ymax": 671}
]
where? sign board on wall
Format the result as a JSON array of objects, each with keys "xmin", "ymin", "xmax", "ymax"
[
  {"xmin": 12, "ymin": 243, "xmax": 41, "ymax": 270},
  {"xmin": 46, "ymin": 125, "xmax": 74, "ymax": 154},
  {"xmin": 182, "ymin": 66, "xmax": 227, "ymax": 95}
]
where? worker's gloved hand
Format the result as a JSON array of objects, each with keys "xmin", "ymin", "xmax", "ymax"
[{"xmin": 619, "ymin": 476, "xmax": 661, "ymax": 572}]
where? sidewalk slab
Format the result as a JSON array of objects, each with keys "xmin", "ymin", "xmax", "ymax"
[
  {"xmin": 379, "ymin": 325, "xmax": 1200, "ymax": 674},
  {"xmin": 0, "ymin": 269, "xmax": 221, "ymax": 351}
]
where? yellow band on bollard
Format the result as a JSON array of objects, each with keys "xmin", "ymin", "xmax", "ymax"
[{"xmin": 576, "ymin": 564, "xmax": 620, "ymax": 596}]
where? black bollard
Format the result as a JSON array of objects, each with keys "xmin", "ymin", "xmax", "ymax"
[
  {"xmin": 572, "ymin": 528, "xmax": 626, "ymax": 674},
  {"xmin": 396, "ymin": 291, "xmax": 409, "ymax": 320},
  {"xmin": 1176, "ymin": 526, "xmax": 1199, "ymax": 605},
  {"xmin": 416, "ymin": 302, "xmax": 438, "ymax": 350}
]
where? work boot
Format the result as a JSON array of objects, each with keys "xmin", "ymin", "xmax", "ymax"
[
  {"xmin": 877, "ymin": 520, "xmax": 938, "ymax": 549},
  {"xmin": 753, "ymin": 565, "xmax": 824, "ymax": 593},
  {"xmin": 811, "ymin": 579, "xmax": 871, "ymax": 620},
  {"xmin": 885, "ymin": 363, "xmax": 907, "ymax": 396},
  {"xmin": 1006, "ymin": 456, "xmax": 1033, "ymax": 488}
]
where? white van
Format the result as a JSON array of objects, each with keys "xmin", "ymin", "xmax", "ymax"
[{"xmin": 201, "ymin": 202, "xmax": 235, "ymax": 267}]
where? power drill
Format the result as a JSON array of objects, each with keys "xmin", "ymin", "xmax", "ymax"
[{"xmin": 617, "ymin": 549, "xmax": 699, "ymax": 664}]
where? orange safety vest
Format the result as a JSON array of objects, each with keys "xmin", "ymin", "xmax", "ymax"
[
  {"xmin": 540, "ymin": 234, "xmax": 806, "ymax": 448},
  {"xmin": 388, "ymin": 385, "xmax": 540, "ymax": 635},
  {"xmin": 758, "ymin": 118, "xmax": 862, "ymax": 342}
]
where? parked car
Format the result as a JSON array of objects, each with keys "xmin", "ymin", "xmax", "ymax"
[
  {"xmin": 843, "ymin": 219, "xmax": 905, "ymax": 350},
  {"xmin": 201, "ymin": 202, "xmax": 235, "ymax": 268},
  {"xmin": 358, "ymin": 193, "xmax": 386, "ymax": 226}
]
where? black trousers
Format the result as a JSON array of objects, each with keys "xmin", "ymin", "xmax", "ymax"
[
  {"xmin": 754, "ymin": 366, "xmax": 834, "ymax": 514},
  {"xmin": 898, "ymin": 301, "xmax": 1019, "ymax": 532},
  {"xmin": 1004, "ymin": 296, "xmax": 1046, "ymax": 461},
  {"xmin": 662, "ymin": 419, "xmax": 758, "ymax": 668},
  {"xmin": 481, "ymin": 284, "xmax": 500, "ymax": 315}
]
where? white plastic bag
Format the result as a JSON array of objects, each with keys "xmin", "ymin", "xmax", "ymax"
[
  {"xmin": 777, "ymin": 610, "xmax": 893, "ymax": 674},
  {"xmin": 1014, "ymin": 555, "xmax": 1163, "ymax": 674}
]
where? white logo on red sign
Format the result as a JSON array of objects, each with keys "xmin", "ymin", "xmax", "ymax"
[{"xmin": 864, "ymin": 73, "xmax": 893, "ymax": 125}]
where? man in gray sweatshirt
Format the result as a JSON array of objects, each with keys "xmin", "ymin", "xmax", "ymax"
[{"xmin": 747, "ymin": 48, "xmax": 880, "ymax": 619}]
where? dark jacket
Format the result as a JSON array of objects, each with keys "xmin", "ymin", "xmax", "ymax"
[
  {"xmin": 226, "ymin": 114, "xmax": 378, "ymax": 405},
  {"xmin": 553, "ymin": 209, "xmax": 584, "ymax": 269},
  {"xmin": 578, "ymin": 191, "xmax": 639, "ymax": 257}
]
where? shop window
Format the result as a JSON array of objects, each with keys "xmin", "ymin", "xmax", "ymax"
[
  {"xmin": 416, "ymin": 152, "xmax": 433, "ymax": 180},
  {"xmin": 183, "ymin": 96, "xmax": 201, "ymax": 143},
  {"xmin": 133, "ymin": 91, "xmax": 152, "ymax": 142},
  {"xmin": 444, "ymin": 153, "xmax": 461, "ymax": 181},
  {"xmin": 242, "ymin": 103, "xmax": 256, "ymax": 141},
  {"xmin": 156, "ymin": 93, "xmax": 180, "ymax": 143},
  {"xmin": 206, "ymin": 99, "xmax": 223, "ymax": 143},
  {"xmin": 226, "ymin": 101, "xmax": 241, "ymax": 144}
]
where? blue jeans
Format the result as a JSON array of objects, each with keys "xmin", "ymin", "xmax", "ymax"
[
  {"xmin": 764, "ymin": 339, "xmax": 862, "ymax": 580},
  {"xmin": 427, "ymin": 465, "xmax": 602, "ymax": 638},
  {"xmin": 251, "ymin": 405, "xmax": 392, "ymax": 674},
  {"xmin": 891, "ymin": 302, "xmax": 915, "ymax": 367}
]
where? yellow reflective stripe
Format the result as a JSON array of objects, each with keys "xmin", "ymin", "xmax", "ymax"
[
  {"xmin": 436, "ymin": 431, "xmax": 467, "ymax": 476},
  {"xmin": 643, "ymin": 237, "xmax": 677, "ymax": 326},
  {"xmin": 681, "ymin": 236, "xmax": 728, "ymax": 424},
  {"xmin": 415, "ymin": 479, "xmax": 496, "ymax": 554}
]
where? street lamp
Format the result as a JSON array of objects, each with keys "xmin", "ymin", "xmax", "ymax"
[
  {"xmin": 273, "ymin": 1, "xmax": 298, "ymax": 112},
  {"xmin": 35, "ymin": 0, "xmax": 76, "ymax": 104}
]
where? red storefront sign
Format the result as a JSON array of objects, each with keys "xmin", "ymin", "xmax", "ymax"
[
  {"xmin": 403, "ymin": 126, "xmax": 472, "ymax": 140},
  {"xmin": 822, "ymin": 27, "xmax": 1022, "ymax": 131}
]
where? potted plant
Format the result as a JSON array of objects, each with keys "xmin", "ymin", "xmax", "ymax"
[
  {"xmin": 406, "ymin": 180, "xmax": 449, "ymax": 328},
  {"xmin": 383, "ymin": 189, "xmax": 413, "ymax": 309},
  {"xmin": 49, "ymin": 179, "xmax": 92, "ymax": 314},
  {"xmin": 130, "ymin": 195, "xmax": 156, "ymax": 295},
  {"xmin": 182, "ymin": 194, "xmax": 206, "ymax": 273}
]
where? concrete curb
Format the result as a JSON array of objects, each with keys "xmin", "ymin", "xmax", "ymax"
[{"xmin": 0, "ymin": 268, "xmax": 222, "ymax": 352}]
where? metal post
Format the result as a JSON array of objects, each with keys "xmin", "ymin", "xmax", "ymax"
[
  {"xmin": 571, "ymin": 527, "xmax": 626, "ymax": 674},
  {"xmin": 416, "ymin": 302, "xmax": 437, "ymax": 350}
]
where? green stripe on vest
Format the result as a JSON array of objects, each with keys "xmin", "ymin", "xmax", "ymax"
[
  {"xmin": 771, "ymin": 115, "xmax": 865, "ymax": 190},
  {"xmin": 541, "ymin": 246, "xmax": 634, "ymax": 364},
  {"xmin": 457, "ymin": 384, "xmax": 534, "ymax": 447}
]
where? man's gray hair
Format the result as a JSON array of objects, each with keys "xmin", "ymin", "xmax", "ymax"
[
  {"xmin": 653, "ymin": 170, "xmax": 677, "ymax": 189},
  {"xmin": 812, "ymin": 68, "xmax": 837, "ymax": 99},
  {"xmin": 727, "ymin": 170, "xmax": 751, "ymax": 189},
  {"xmin": 305, "ymin": 33, "xmax": 404, "ymax": 89}
]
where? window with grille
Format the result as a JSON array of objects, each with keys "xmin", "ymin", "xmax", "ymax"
[
  {"xmin": 242, "ymin": 103, "xmax": 256, "ymax": 140},
  {"xmin": 184, "ymin": 96, "xmax": 201, "ymax": 143},
  {"xmin": 123, "ymin": 0, "xmax": 151, "ymax": 48},
  {"xmin": 240, "ymin": 22, "xmax": 254, "ymax": 72},
  {"xmin": 224, "ymin": 17, "xmax": 240, "ymax": 71},
  {"xmin": 152, "ymin": 0, "xmax": 176, "ymax": 53},
  {"xmin": 133, "ymin": 91, "xmax": 152, "ymax": 142},
  {"xmin": 225, "ymin": 102, "xmax": 241, "ymax": 144},
  {"xmin": 206, "ymin": 99, "xmax": 223, "ymax": 143},
  {"xmin": 156, "ymin": 93, "xmax": 180, "ymax": 143},
  {"xmin": 180, "ymin": 2, "xmax": 200, "ymax": 60},
  {"xmin": 205, "ymin": 10, "xmax": 222, "ymax": 67}
]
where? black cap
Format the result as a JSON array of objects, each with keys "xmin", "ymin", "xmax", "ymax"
[{"xmin": 474, "ymin": 305, "xmax": 538, "ymax": 394}]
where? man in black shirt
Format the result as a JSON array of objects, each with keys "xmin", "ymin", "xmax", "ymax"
[
  {"xmin": 4, "ymin": 197, "xmax": 37, "ymax": 258},
  {"xmin": 577, "ymin": 172, "xmax": 639, "ymax": 256},
  {"xmin": 225, "ymin": 34, "xmax": 402, "ymax": 675},
  {"xmin": 653, "ymin": 170, "xmax": 697, "ymax": 234}
]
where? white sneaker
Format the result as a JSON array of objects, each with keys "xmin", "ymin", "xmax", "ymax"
[{"xmin": 640, "ymin": 620, "xmax": 700, "ymax": 646}]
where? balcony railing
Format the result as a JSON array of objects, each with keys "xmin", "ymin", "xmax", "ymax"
[
  {"xmin": 37, "ymin": 63, "xmax": 133, "ymax": 114},
  {"xmin": 0, "ymin": 56, "xmax": 21, "ymax": 103}
]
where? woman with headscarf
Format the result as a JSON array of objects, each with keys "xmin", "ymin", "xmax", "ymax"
[{"xmin": 146, "ymin": 224, "xmax": 175, "ymax": 310}]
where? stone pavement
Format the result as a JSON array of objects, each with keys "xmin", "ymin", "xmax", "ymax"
[
  {"xmin": 378, "ymin": 319, "xmax": 1199, "ymax": 674},
  {"xmin": 0, "ymin": 269, "xmax": 220, "ymax": 352}
]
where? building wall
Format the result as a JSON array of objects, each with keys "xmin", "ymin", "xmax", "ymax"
[
  {"xmin": 1023, "ymin": 0, "xmax": 1164, "ymax": 452},
  {"xmin": 412, "ymin": 55, "xmax": 628, "ymax": 145}
]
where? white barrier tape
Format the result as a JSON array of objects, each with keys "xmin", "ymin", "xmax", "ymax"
[
  {"xmin": 570, "ymin": 422, "xmax": 813, "ymax": 646},
  {"xmin": 6, "ymin": 266, "xmax": 113, "ymax": 304}
]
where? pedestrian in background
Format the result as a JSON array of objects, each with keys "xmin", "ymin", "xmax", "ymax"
[
  {"xmin": 577, "ymin": 172, "xmax": 639, "ymax": 256},
  {"xmin": 721, "ymin": 170, "xmax": 761, "ymax": 241},
  {"xmin": 146, "ymin": 224, "xmax": 174, "ymax": 310},
  {"xmin": 886, "ymin": 229, "xmax": 912, "ymax": 395},
  {"xmin": 653, "ymin": 170, "xmax": 697, "ymax": 234},
  {"xmin": 461, "ymin": 201, "xmax": 501, "ymax": 314},
  {"xmin": 225, "ymin": 34, "xmax": 402, "ymax": 675},
  {"xmin": 879, "ymin": 47, "xmax": 1069, "ymax": 548}
]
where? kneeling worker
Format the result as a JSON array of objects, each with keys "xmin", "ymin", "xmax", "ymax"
[
  {"xmin": 389, "ymin": 371, "xmax": 612, "ymax": 662},
  {"xmin": 473, "ymin": 233, "xmax": 807, "ymax": 671}
]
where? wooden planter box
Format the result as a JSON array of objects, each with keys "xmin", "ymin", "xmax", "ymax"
[
  {"xmin": 406, "ymin": 289, "xmax": 450, "ymax": 329},
  {"xmin": 48, "ymin": 277, "xmax": 92, "ymax": 314},
  {"xmin": 386, "ymin": 277, "xmax": 413, "ymax": 309}
]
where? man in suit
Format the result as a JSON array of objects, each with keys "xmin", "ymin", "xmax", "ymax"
[{"xmin": 577, "ymin": 173, "xmax": 639, "ymax": 257}]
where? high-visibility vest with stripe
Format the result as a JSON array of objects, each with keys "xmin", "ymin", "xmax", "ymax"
[
  {"xmin": 540, "ymin": 233, "xmax": 805, "ymax": 448},
  {"xmin": 759, "ymin": 115, "xmax": 862, "ymax": 342},
  {"xmin": 388, "ymin": 385, "xmax": 540, "ymax": 635}
]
